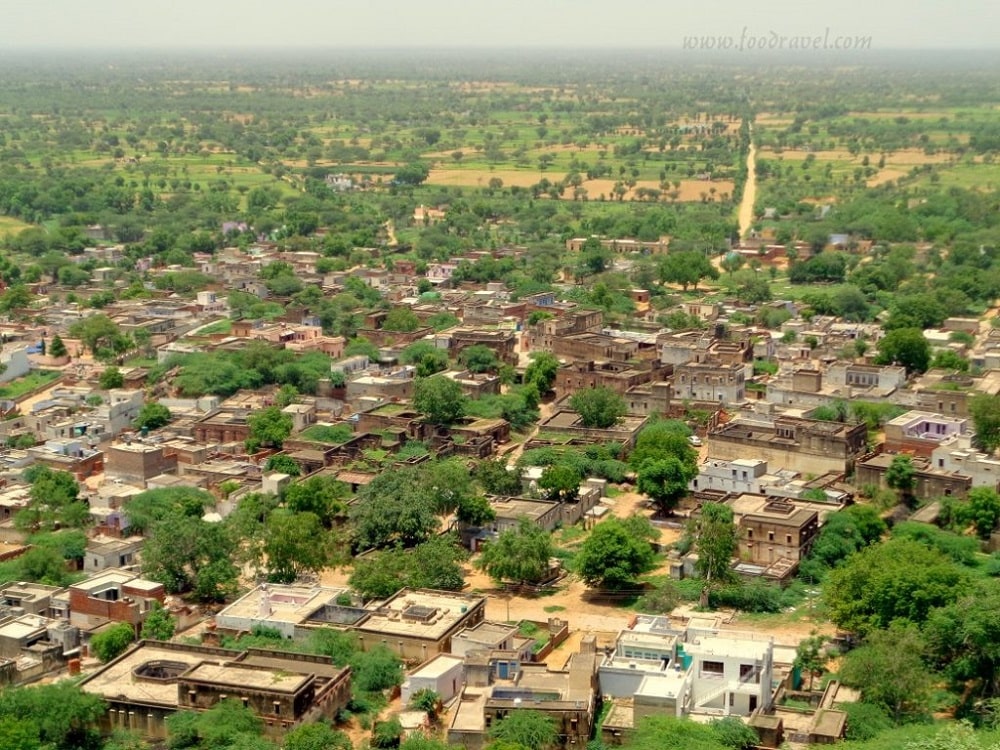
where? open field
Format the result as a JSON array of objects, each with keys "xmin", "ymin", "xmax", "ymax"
[{"xmin": 0, "ymin": 216, "xmax": 34, "ymax": 235}]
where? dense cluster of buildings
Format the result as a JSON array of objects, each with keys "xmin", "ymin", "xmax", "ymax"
[{"xmin": 0, "ymin": 231, "xmax": 996, "ymax": 748}]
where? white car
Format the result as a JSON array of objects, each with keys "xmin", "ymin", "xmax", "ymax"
[{"xmin": 688, "ymin": 435, "xmax": 703, "ymax": 447}]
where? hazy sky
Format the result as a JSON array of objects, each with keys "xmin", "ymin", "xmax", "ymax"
[{"xmin": 5, "ymin": 0, "xmax": 998, "ymax": 50}]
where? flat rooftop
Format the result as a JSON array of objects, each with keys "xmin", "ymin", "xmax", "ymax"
[
  {"xmin": 0, "ymin": 614, "xmax": 48, "ymax": 640},
  {"xmin": 490, "ymin": 497, "xmax": 556, "ymax": 521},
  {"xmin": 357, "ymin": 589, "xmax": 484, "ymax": 641},
  {"xmin": 687, "ymin": 634, "xmax": 771, "ymax": 661},
  {"xmin": 216, "ymin": 584, "xmax": 346, "ymax": 628},
  {"xmin": 80, "ymin": 643, "xmax": 213, "ymax": 707},
  {"xmin": 183, "ymin": 662, "xmax": 308, "ymax": 693},
  {"xmin": 411, "ymin": 653, "xmax": 464, "ymax": 679},
  {"xmin": 636, "ymin": 670, "xmax": 688, "ymax": 699},
  {"xmin": 451, "ymin": 691, "xmax": 487, "ymax": 732},
  {"xmin": 456, "ymin": 620, "xmax": 518, "ymax": 645}
]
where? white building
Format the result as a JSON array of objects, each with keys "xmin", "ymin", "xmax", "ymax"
[
  {"xmin": 400, "ymin": 653, "xmax": 465, "ymax": 705},
  {"xmin": 931, "ymin": 433, "xmax": 1000, "ymax": 488},
  {"xmin": 597, "ymin": 615, "xmax": 775, "ymax": 718},
  {"xmin": 690, "ymin": 458, "xmax": 786, "ymax": 496},
  {"xmin": 0, "ymin": 347, "xmax": 30, "ymax": 383}
]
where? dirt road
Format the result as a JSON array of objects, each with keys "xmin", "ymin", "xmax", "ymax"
[{"xmin": 737, "ymin": 126, "xmax": 757, "ymax": 239}]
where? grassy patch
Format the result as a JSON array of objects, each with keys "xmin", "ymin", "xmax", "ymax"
[
  {"xmin": 0, "ymin": 370, "xmax": 61, "ymax": 400},
  {"xmin": 301, "ymin": 424, "xmax": 354, "ymax": 444},
  {"xmin": 197, "ymin": 319, "xmax": 233, "ymax": 336},
  {"xmin": 543, "ymin": 605, "xmax": 566, "ymax": 613}
]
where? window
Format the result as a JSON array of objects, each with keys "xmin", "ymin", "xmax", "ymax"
[
  {"xmin": 701, "ymin": 660, "xmax": 725, "ymax": 677},
  {"xmin": 786, "ymin": 535, "xmax": 792, "ymax": 544},
  {"xmin": 767, "ymin": 531, "xmax": 774, "ymax": 542}
]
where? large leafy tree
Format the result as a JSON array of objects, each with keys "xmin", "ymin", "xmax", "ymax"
[
  {"xmin": 245, "ymin": 406, "xmax": 293, "ymax": 452},
  {"xmin": 414, "ymin": 375, "xmax": 467, "ymax": 426},
  {"xmin": 569, "ymin": 386, "xmax": 626, "ymax": 429},
  {"xmin": 350, "ymin": 536, "xmax": 467, "ymax": 600},
  {"xmin": 970, "ymin": 393, "xmax": 1000, "ymax": 453},
  {"xmin": 90, "ymin": 622, "xmax": 135, "ymax": 662},
  {"xmin": 839, "ymin": 623, "xmax": 933, "ymax": 723},
  {"xmin": 658, "ymin": 250, "xmax": 718, "ymax": 291},
  {"xmin": 350, "ymin": 467, "xmax": 440, "ymax": 550},
  {"xmin": 636, "ymin": 457, "xmax": 697, "ymax": 516},
  {"xmin": 263, "ymin": 510, "xmax": 329, "ymax": 583},
  {"xmin": 15, "ymin": 466, "xmax": 88, "ymax": 533},
  {"xmin": 0, "ymin": 682, "xmax": 106, "ymax": 750},
  {"xmin": 824, "ymin": 537, "xmax": 970, "ymax": 635},
  {"xmin": 694, "ymin": 502, "xmax": 737, "ymax": 585},
  {"xmin": 577, "ymin": 516, "xmax": 657, "ymax": 590},
  {"xmin": 925, "ymin": 581, "xmax": 1000, "ymax": 700},
  {"xmin": 524, "ymin": 352, "xmax": 560, "ymax": 395},
  {"xmin": 283, "ymin": 475, "xmax": 351, "ymax": 528},
  {"xmin": 142, "ymin": 515, "xmax": 240, "ymax": 602},
  {"xmin": 885, "ymin": 454, "xmax": 917, "ymax": 505},
  {"xmin": 875, "ymin": 327, "xmax": 930, "ymax": 374},
  {"xmin": 477, "ymin": 517, "xmax": 554, "ymax": 584}
]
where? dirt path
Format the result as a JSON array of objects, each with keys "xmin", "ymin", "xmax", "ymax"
[{"xmin": 737, "ymin": 125, "xmax": 757, "ymax": 239}]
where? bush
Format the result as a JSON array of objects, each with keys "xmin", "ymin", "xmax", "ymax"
[
  {"xmin": 840, "ymin": 702, "xmax": 892, "ymax": 741},
  {"xmin": 90, "ymin": 622, "xmax": 136, "ymax": 662}
]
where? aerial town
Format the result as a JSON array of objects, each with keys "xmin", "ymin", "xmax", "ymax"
[{"xmin": 0, "ymin": 40, "xmax": 999, "ymax": 750}]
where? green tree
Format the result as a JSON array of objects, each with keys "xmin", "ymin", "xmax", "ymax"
[
  {"xmin": 885, "ymin": 454, "xmax": 916, "ymax": 505},
  {"xmin": 246, "ymin": 406, "xmax": 293, "ymax": 452},
  {"xmin": 456, "ymin": 493, "xmax": 496, "ymax": 527},
  {"xmin": 413, "ymin": 375, "xmax": 467, "ymax": 425},
  {"xmin": 142, "ymin": 515, "xmax": 240, "ymax": 602},
  {"xmin": 875, "ymin": 327, "xmax": 930, "ymax": 374},
  {"xmin": 538, "ymin": 464, "xmax": 581, "ymax": 502},
  {"xmin": 801, "ymin": 504, "xmax": 886, "ymax": 577},
  {"xmin": 569, "ymin": 386, "xmax": 626, "ymax": 429},
  {"xmin": 140, "ymin": 601, "xmax": 176, "ymax": 641},
  {"xmin": 524, "ymin": 352, "xmax": 560, "ymax": 395},
  {"xmin": 352, "ymin": 645, "xmax": 404, "ymax": 692},
  {"xmin": 487, "ymin": 710, "xmax": 558, "ymax": 750},
  {"xmin": 659, "ymin": 251, "xmax": 718, "ymax": 291},
  {"xmin": 264, "ymin": 453, "xmax": 301, "ymax": 477},
  {"xmin": 839, "ymin": 623, "xmax": 932, "ymax": 723},
  {"xmin": 970, "ymin": 393, "xmax": 1000, "ymax": 453},
  {"xmin": 460, "ymin": 344, "xmax": 500, "ymax": 373},
  {"xmin": 283, "ymin": 475, "xmax": 351, "ymax": 529},
  {"xmin": 90, "ymin": 622, "xmax": 136, "ymax": 662},
  {"xmin": 636, "ymin": 456, "xmax": 696, "ymax": 516},
  {"xmin": 794, "ymin": 631, "xmax": 828, "ymax": 691},
  {"xmin": 134, "ymin": 402, "xmax": 172, "ymax": 431},
  {"xmin": 401, "ymin": 341, "xmax": 449, "ymax": 377},
  {"xmin": 350, "ymin": 467, "xmax": 440, "ymax": 550},
  {"xmin": 477, "ymin": 517, "xmax": 554, "ymax": 584},
  {"xmin": 694, "ymin": 502, "xmax": 737, "ymax": 585},
  {"xmin": 474, "ymin": 457, "xmax": 523, "ymax": 496},
  {"xmin": 0, "ymin": 682, "xmax": 105, "ymax": 750},
  {"xmin": 925, "ymin": 581, "xmax": 1000, "ymax": 700},
  {"xmin": 382, "ymin": 307, "xmax": 421, "ymax": 333},
  {"xmin": 577, "ymin": 516, "xmax": 657, "ymax": 590},
  {"xmin": 166, "ymin": 699, "xmax": 265, "ymax": 750},
  {"xmin": 263, "ymin": 510, "xmax": 329, "ymax": 583},
  {"xmin": 48, "ymin": 334, "xmax": 68, "ymax": 358},
  {"xmin": 69, "ymin": 313, "xmax": 128, "ymax": 357},
  {"xmin": 15, "ymin": 466, "xmax": 87, "ymax": 533},
  {"xmin": 824, "ymin": 537, "xmax": 970, "ymax": 635},
  {"xmin": 99, "ymin": 366, "xmax": 124, "ymax": 389}
]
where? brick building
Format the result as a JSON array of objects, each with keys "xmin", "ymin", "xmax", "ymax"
[
  {"xmin": 68, "ymin": 569, "xmax": 165, "ymax": 633},
  {"xmin": 105, "ymin": 441, "xmax": 179, "ymax": 487}
]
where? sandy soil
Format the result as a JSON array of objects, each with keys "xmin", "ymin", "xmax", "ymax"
[
  {"xmin": 426, "ymin": 169, "xmax": 548, "ymax": 188},
  {"xmin": 576, "ymin": 179, "xmax": 734, "ymax": 203},
  {"xmin": 866, "ymin": 168, "xmax": 907, "ymax": 187},
  {"xmin": 738, "ymin": 133, "xmax": 757, "ymax": 239}
]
